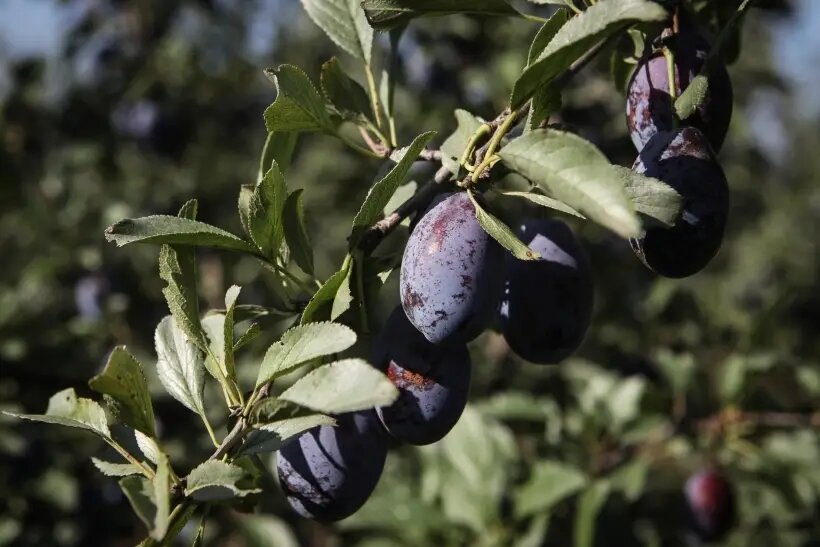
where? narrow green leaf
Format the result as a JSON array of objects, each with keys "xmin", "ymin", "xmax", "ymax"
[
  {"xmin": 514, "ymin": 460, "xmax": 587, "ymax": 518},
  {"xmin": 4, "ymin": 388, "xmax": 110, "ymax": 439},
  {"xmin": 379, "ymin": 26, "xmax": 405, "ymax": 131},
  {"xmin": 119, "ymin": 476, "xmax": 156, "ymax": 533},
  {"xmin": 300, "ymin": 0, "xmax": 373, "ymax": 64},
  {"xmin": 89, "ymin": 347, "xmax": 155, "ymax": 437},
  {"xmin": 468, "ymin": 190, "xmax": 540, "ymax": 260},
  {"xmin": 159, "ymin": 201, "xmax": 206, "ymax": 351},
  {"xmin": 511, "ymin": 0, "xmax": 668, "ymax": 108},
  {"xmin": 151, "ymin": 454, "xmax": 172, "ymax": 540},
  {"xmin": 321, "ymin": 57, "xmax": 372, "ymax": 122},
  {"xmin": 91, "ymin": 458, "xmax": 142, "ymax": 477},
  {"xmin": 105, "ymin": 216, "xmax": 257, "ymax": 254},
  {"xmin": 259, "ymin": 131, "xmax": 300, "ymax": 181},
  {"xmin": 362, "ymin": 0, "xmax": 520, "ymax": 30},
  {"xmin": 527, "ymin": 8, "xmax": 570, "ymax": 65},
  {"xmin": 154, "ymin": 316, "xmax": 207, "ymax": 418},
  {"xmin": 135, "ymin": 430, "xmax": 161, "ymax": 465},
  {"xmin": 201, "ymin": 314, "xmax": 228, "ymax": 380},
  {"xmin": 184, "ymin": 461, "xmax": 260, "ymax": 501},
  {"xmin": 239, "ymin": 414, "xmax": 337, "ymax": 456},
  {"xmin": 383, "ymin": 181, "xmax": 417, "ymax": 216},
  {"xmin": 675, "ymin": 0, "xmax": 751, "ymax": 120},
  {"xmin": 255, "ymin": 321, "xmax": 357, "ymax": 387},
  {"xmin": 248, "ymin": 164, "xmax": 287, "ymax": 259},
  {"xmin": 612, "ymin": 165, "xmax": 682, "ymax": 226},
  {"xmin": 439, "ymin": 110, "xmax": 484, "ymax": 174},
  {"xmin": 574, "ymin": 481, "xmax": 611, "ymax": 547},
  {"xmin": 350, "ymin": 131, "xmax": 436, "ymax": 245},
  {"xmin": 499, "ymin": 130, "xmax": 641, "ymax": 238},
  {"xmin": 331, "ymin": 264, "xmax": 354, "ymax": 320},
  {"xmin": 234, "ymin": 322, "xmax": 262, "ymax": 353},
  {"xmin": 300, "ymin": 257, "xmax": 352, "ymax": 324},
  {"xmin": 222, "ymin": 285, "xmax": 241, "ymax": 382},
  {"xmin": 279, "ymin": 358, "xmax": 399, "ymax": 414},
  {"xmin": 264, "ymin": 65, "xmax": 335, "ymax": 133},
  {"xmin": 502, "ymin": 191, "xmax": 584, "ymax": 218},
  {"xmin": 526, "ymin": 86, "xmax": 562, "ymax": 132},
  {"xmin": 282, "ymin": 189, "xmax": 314, "ymax": 275}
]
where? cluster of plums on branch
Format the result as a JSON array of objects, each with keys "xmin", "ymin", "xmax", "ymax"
[
  {"xmin": 626, "ymin": 20, "xmax": 732, "ymax": 278},
  {"xmin": 277, "ymin": 192, "xmax": 595, "ymax": 521}
]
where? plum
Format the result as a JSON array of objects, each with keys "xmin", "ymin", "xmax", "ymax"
[
  {"xmin": 626, "ymin": 27, "xmax": 732, "ymax": 152},
  {"xmin": 498, "ymin": 219, "xmax": 593, "ymax": 364},
  {"xmin": 685, "ymin": 468, "xmax": 736, "ymax": 541},
  {"xmin": 400, "ymin": 192, "xmax": 503, "ymax": 344},
  {"xmin": 630, "ymin": 127, "xmax": 729, "ymax": 278},
  {"xmin": 372, "ymin": 306, "xmax": 471, "ymax": 445},
  {"xmin": 276, "ymin": 410, "xmax": 386, "ymax": 521}
]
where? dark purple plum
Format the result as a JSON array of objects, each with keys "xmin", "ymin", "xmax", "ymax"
[
  {"xmin": 626, "ymin": 27, "xmax": 733, "ymax": 152},
  {"xmin": 498, "ymin": 219, "xmax": 593, "ymax": 364},
  {"xmin": 630, "ymin": 127, "xmax": 729, "ymax": 278},
  {"xmin": 372, "ymin": 306, "xmax": 470, "ymax": 445},
  {"xmin": 685, "ymin": 468, "xmax": 736, "ymax": 542},
  {"xmin": 400, "ymin": 192, "xmax": 503, "ymax": 344},
  {"xmin": 276, "ymin": 410, "xmax": 386, "ymax": 521}
]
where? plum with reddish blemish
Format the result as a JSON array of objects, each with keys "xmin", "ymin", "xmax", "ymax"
[
  {"xmin": 400, "ymin": 192, "xmax": 503, "ymax": 344},
  {"xmin": 372, "ymin": 306, "xmax": 470, "ymax": 445},
  {"xmin": 630, "ymin": 127, "xmax": 729, "ymax": 278},
  {"xmin": 685, "ymin": 468, "xmax": 736, "ymax": 541},
  {"xmin": 626, "ymin": 27, "xmax": 732, "ymax": 152},
  {"xmin": 498, "ymin": 219, "xmax": 593, "ymax": 364},
  {"xmin": 276, "ymin": 410, "xmax": 387, "ymax": 521}
]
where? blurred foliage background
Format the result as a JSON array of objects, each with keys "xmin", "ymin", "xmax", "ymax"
[{"xmin": 1, "ymin": 0, "xmax": 819, "ymax": 545}]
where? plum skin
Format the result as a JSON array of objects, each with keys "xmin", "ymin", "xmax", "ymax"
[
  {"xmin": 276, "ymin": 410, "xmax": 387, "ymax": 521},
  {"xmin": 400, "ymin": 192, "xmax": 503, "ymax": 344},
  {"xmin": 630, "ymin": 126, "xmax": 729, "ymax": 278},
  {"xmin": 498, "ymin": 218, "xmax": 593, "ymax": 364},
  {"xmin": 685, "ymin": 469, "xmax": 736, "ymax": 541},
  {"xmin": 372, "ymin": 306, "xmax": 471, "ymax": 445},
  {"xmin": 626, "ymin": 29, "xmax": 733, "ymax": 152}
]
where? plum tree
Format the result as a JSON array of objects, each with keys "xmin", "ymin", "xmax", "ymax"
[
  {"xmin": 372, "ymin": 306, "xmax": 471, "ymax": 445},
  {"xmin": 498, "ymin": 218, "xmax": 593, "ymax": 364},
  {"xmin": 400, "ymin": 192, "xmax": 503, "ymax": 344},
  {"xmin": 630, "ymin": 126, "xmax": 729, "ymax": 278},
  {"xmin": 626, "ymin": 25, "xmax": 732, "ymax": 152},
  {"xmin": 684, "ymin": 468, "xmax": 736, "ymax": 542},
  {"xmin": 276, "ymin": 410, "xmax": 387, "ymax": 522}
]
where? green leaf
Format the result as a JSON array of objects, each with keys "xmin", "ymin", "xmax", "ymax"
[
  {"xmin": 612, "ymin": 165, "xmax": 682, "ymax": 226},
  {"xmin": 239, "ymin": 414, "xmax": 336, "ymax": 456},
  {"xmin": 238, "ymin": 515, "xmax": 300, "ymax": 547},
  {"xmin": 514, "ymin": 460, "xmax": 587, "ymax": 518},
  {"xmin": 439, "ymin": 110, "xmax": 484, "ymax": 174},
  {"xmin": 282, "ymin": 189, "xmax": 314, "ymax": 276},
  {"xmin": 89, "ymin": 347, "xmax": 155, "ymax": 437},
  {"xmin": 135, "ymin": 430, "xmax": 161, "ymax": 465},
  {"xmin": 184, "ymin": 460, "xmax": 261, "ymax": 501},
  {"xmin": 151, "ymin": 454, "xmax": 172, "ymax": 540},
  {"xmin": 279, "ymin": 358, "xmax": 399, "ymax": 414},
  {"xmin": 527, "ymin": 8, "xmax": 570, "ymax": 66},
  {"xmin": 361, "ymin": 0, "xmax": 520, "ymax": 30},
  {"xmin": 247, "ymin": 164, "xmax": 287, "ymax": 259},
  {"xmin": 510, "ymin": 0, "xmax": 668, "ymax": 108},
  {"xmin": 105, "ymin": 215, "xmax": 257, "ymax": 254},
  {"xmin": 526, "ymin": 85, "xmax": 562, "ymax": 132},
  {"xmin": 499, "ymin": 130, "xmax": 641, "ymax": 238},
  {"xmin": 5, "ymin": 388, "xmax": 110, "ymax": 438},
  {"xmin": 574, "ymin": 480, "xmax": 611, "ymax": 547},
  {"xmin": 264, "ymin": 65, "xmax": 335, "ymax": 133},
  {"xmin": 379, "ymin": 26, "xmax": 405, "ymax": 132},
  {"xmin": 675, "ymin": 0, "xmax": 751, "ymax": 120},
  {"xmin": 300, "ymin": 257, "xmax": 353, "ymax": 324},
  {"xmin": 350, "ymin": 131, "xmax": 436, "ymax": 245},
  {"xmin": 383, "ymin": 181, "xmax": 417, "ymax": 216},
  {"xmin": 222, "ymin": 285, "xmax": 241, "ymax": 381},
  {"xmin": 331, "ymin": 263, "xmax": 354, "ymax": 320},
  {"xmin": 234, "ymin": 322, "xmax": 262, "ymax": 353},
  {"xmin": 91, "ymin": 458, "xmax": 142, "ymax": 477},
  {"xmin": 467, "ymin": 190, "xmax": 540, "ymax": 261},
  {"xmin": 159, "ymin": 201, "xmax": 206, "ymax": 351},
  {"xmin": 119, "ymin": 476, "xmax": 156, "ymax": 534},
  {"xmin": 300, "ymin": 0, "xmax": 372, "ymax": 64},
  {"xmin": 259, "ymin": 131, "xmax": 299, "ymax": 180},
  {"xmin": 154, "ymin": 316, "xmax": 207, "ymax": 418},
  {"xmin": 321, "ymin": 57, "xmax": 373, "ymax": 122},
  {"xmin": 609, "ymin": 460, "xmax": 648, "ymax": 502},
  {"xmin": 501, "ymin": 190, "xmax": 584, "ymax": 218},
  {"xmin": 255, "ymin": 321, "xmax": 357, "ymax": 387},
  {"xmin": 201, "ymin": 314, "xmax": 228, "ymax": 380}
]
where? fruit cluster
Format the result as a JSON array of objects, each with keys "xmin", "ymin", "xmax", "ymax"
[{"xmin": 278, "ymin": 15, "xmax": 737, "ymax": 532}]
